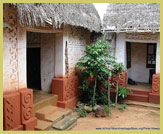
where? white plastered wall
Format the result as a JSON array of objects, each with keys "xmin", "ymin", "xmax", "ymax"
[
  {"xmin": 63, "ymin": 24, "xmax": 91, "ymax": 76},
  {"xmin": 115, "ymin": 32, "xmax": 160, "ymax": 83},
  {"xmin": 41, "ymin": 33, "xmax": 55, "ymax": 92},
  {"xmin": 115, "ymin": 33, "xmax": 127, "ymax": 68},
  {"xmin": 156, "ymin": 34, "xmax": 160, "ymax": 73}
]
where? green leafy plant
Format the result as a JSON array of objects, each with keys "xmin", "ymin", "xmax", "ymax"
[
  {"xmin": 78, "ymin": 108, "xmax": 88, "ymax": 117},
  {"xmin": 77, "ymin": 39, "xmax": 115, "ymax": 106},
  {"xmin": 118, "ymin": 104, "xmax": 127, "ymax": 112},
  {"xmin": 118, "ymin": 86, "xmax": 133, "ymax": 103},
  {"xmin": 103, "ymin": 105, "xmax": 111, "ymax": 116},
  {"xmin": 112, "ymin": 63, "xmax": 125, "ymax": 107}
]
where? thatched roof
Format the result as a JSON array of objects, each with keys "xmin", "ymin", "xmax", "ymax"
[
  {"xmin": 9, "ymin": 3, "xmax": 101, "ymax": 32},
  {"xmin": 103, "ymin": 3, "xmax": 160, "ymax": 32}
]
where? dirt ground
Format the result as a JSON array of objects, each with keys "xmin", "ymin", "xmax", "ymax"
[{"xmin": 71, "ymin": 105, "xmax": 160, "ymax": 130}]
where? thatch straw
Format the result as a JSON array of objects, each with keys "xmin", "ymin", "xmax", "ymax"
[
  {"xmin": 103, "ymin": 3, "xmax": 160, "ymax": 32},
  {"xmin": 9, "ymin": 3, "xmax": 102, "ymax": 32}
]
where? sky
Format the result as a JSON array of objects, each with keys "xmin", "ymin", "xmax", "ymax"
[{"xmin": 93, "ymin": 3, "xmax": 108, "ymax": 21}]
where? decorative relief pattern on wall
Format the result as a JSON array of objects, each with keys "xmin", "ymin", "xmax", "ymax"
[
  {"xmin": 20, "ymin": 89, "xmax": 33, "ymax": 123},
  {"xmin": 64, "ymin": 25, "xmax": 91, "ymax": 76},
  {"xmin": 111, "ymin": 72, "xmax": 127, "ymax": 89},
  {"xmin": 3, "ymin": 89, "xmax": 37, "ymax": 130},
  {"xmin": 3, "ymin": 92, "xmax": 21, "ymax": 130},
  {"xmin": 5, "ymin": 99, "xmax": 14, "ymax": 129},
  {"xmin": 126, "ymin": 32, "xmax": 158, "ymax": 41},
  {"xmin": 65, "ymin": 41, "xmax": 69, "ymax": 77},
  {"xmin": 52, "ymin": 76, "xmax": 80, "ymax": 108},
  {"xmin": 64, "ymin": 76, "xmax": 79, "ymax": 101},
  {"xmin": 152, "ymin": 73, "xmax": 160, "ymax": 94},
  {"xmin": 3, "ymin": 6, "xmax": 19, "ymax": 90}
]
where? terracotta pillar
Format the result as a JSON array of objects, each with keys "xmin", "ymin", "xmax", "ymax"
[
  {"xmin": 52, "ymin": 75, "xmax": 80, "ymax": 109},
  {"xmin": 3, "ymin": 91, "xmax": 23, "ymax": 130},
  {"xmin": 20, "ymin": 88, "xmax": 37, "ymax": 130},
  {"xmin": 149, "ymin": 73, "xmax": 160, "ymax": 104},
  {"xmin": 3, "ymin": 88, "xmax": 37, "ymax": 130}
]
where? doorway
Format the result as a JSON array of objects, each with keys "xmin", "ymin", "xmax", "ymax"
[
  {"xmin": 27, "ymin": 48, "xmax": 41, "ymax": 90},
  {"xmin": 27, "ymin": 32, "xmax": 41, "ymax": 90},
  {"xmin": 26, "ymin": 31, "xmax": 56, "ymax": 92},
  {"xmin": 126, "ymin": 42, "xmax": 156, "ymax": 90}
]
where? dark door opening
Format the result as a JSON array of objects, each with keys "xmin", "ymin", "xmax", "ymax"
[{"xmin": 27, "ymin": 48, "xmax": 41, "ymax": 90}]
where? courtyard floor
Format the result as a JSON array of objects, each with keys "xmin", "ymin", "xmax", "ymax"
[{"xmin": 71, "ymin": 104, "xmax": 160, "ymax": 130}]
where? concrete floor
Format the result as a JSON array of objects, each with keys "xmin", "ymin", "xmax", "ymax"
[{"xmin": 127, "ymin": 82, "xmax": 152, "ymax": 91}]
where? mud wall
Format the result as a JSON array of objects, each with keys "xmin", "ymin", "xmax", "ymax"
[
  {"xmin": 63, "ymin": 25, "xmax": 91, "ymax": 77},
  {"xmin": 3, "ymin": 5, "xmax": 27, "ymax": 92}
]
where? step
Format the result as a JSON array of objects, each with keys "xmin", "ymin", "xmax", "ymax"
[
  {"xmin": 130, "ymin": 89, "xmax": 151, "ymax": 95},
  {"xmin": 35, "ymin": 119, "xmax": 53, "ymax": 130},
  {"xmin": 35, "ymin": 105, "xmax": 58, "ymax": 120},
  {"xmin": 125, "ymin": 94, "xmax": 149, "ymax": 102},
  {"xmin": 52, "ymin": 115, "xmax": 78, "ymax": 130},
  {"xmin": 44, "ymin": 108, "xmax": 72, "ymax": 123},
  {"xmin": 33, "ymin": 90, "xmax": 58, "ymax": 114},
  {"xmin": 124, "ymin": 100, "xmax": 160, "ymax": 109}
]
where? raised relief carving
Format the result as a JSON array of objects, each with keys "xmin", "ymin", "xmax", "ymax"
[
  {"xmin": 20, "ymin": 89, "xmax": 33, "ymax": 123},
  {"xmin": 4, "ymin": 6, "xmax": 19, "ymax": 90},
  {"xmin": 152, "ymin": 74, "xmax": 160, "ymax": 94},
  {"xmin": 126, "ymin": 33, "xmax": 158, "ymax": 41}
]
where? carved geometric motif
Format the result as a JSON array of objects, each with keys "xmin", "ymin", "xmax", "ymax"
[
  {"xmin": 5, "ymin": 99, "xmax": 14, "ymax": 130},
  {"xmin": 64, "ymin": 76, "xmax": 79, "ymax": 101},
  {"xmin": 20, "ymin": 89, "xmax": 33, "ymax": 123},
  {"xmin": 3, "ymin": 92, "xmax": 21, "ymax": 130},
  {"xmin": 126, "ymin": 32, "xmax": 158, "ymax": 41},
  {"xmin": 110, "ymin": 72, "xmax": 127, "ymax": 89},
  {"xmin": 65, "ymin": 25, "xmax": 89, "ymax": 76},
  {"xmin": 4, "ymin": 7, "xmax": 19, "ymax": 90},
  {"xmin": 152, "ymin": 74, "xmax": 160, "ymax": 94}
]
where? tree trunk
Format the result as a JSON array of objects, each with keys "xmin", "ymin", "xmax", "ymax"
[
  {"xmin": 115, "ymin": 74, "xmax": 120, "ymax": 107},
  {"xmin": 108, "ymin": 75, "xmax": 110, "ymax": 107},
  {"xmin": 93, "ymin": 77, "xmax": 97, "ymax": 106}
]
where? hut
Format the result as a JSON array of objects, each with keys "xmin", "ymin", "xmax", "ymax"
[
  {"xmin": 103, "ymin": 3, "xmax": 160, "ymax": 104},
  {"xmin": 3, "ymin": 3, "xmax": 101, "ymax": 130}
]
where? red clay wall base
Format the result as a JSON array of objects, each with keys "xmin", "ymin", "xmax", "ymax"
[
  {"xmin": 151, "ymin": 73, "xmax": 160, "ymax": 94},
  {"xmin": 3, "ymin": 92, "xmax": 21, "ymax": 130},
  {"xmin": 12, "ymin": 125, "xmax": 24, "ymax": 130},
  {"xmin": 149, "ymin": 93, "xmax": 160, "ymax": 104},
  {"xmin": 57, "ymin": 96, "xmax": 79, "ymax": 109},
  {"xmin": 52, "ymin": 75, "xmax": 80, "ymax": 109},
  {"xmin": 23, "ymin": 117, "xmax": 37, "ymax": 130},
  {"xmin": 109, "ymin": 73, "xmax": 160, "ymax": 104},
  {"xmin": 3, "ymin": 88, "xmax": 37, "ymax": 131},
  {"xmin": 148, "ymin": 73, "xmax": 160, "ymax": 104},
  {"xmin": 111, "ymin": 72, "xmax": 127, "ymax": 88}
]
